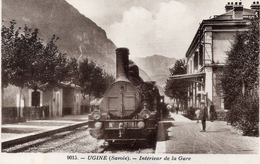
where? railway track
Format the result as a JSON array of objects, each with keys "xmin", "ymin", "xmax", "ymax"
[
  {"xmin": 2, "ymin": 120, "xmax": 158, "ymax": 153},
  {"xmin": 26, "ymin": 126, "xmax": 89, "ymax": 153},
  {"xmin": 2, "ymin": 122, "xmax": 88, "ymax": 153}
]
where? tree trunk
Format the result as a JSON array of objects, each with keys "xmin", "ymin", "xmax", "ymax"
[{"xmin": 18, "ymin": 87, "xmax": 22, "ymax": 122}]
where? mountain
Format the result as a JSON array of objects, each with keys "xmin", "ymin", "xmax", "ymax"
[
  {"xmin": 132, "ymin": 55, "xmax": 176, "ymax": 87},
  {"xmin": 2, "ymin": 0, "xmax": 117, "ymax": 73},
  {"xmin": 2, "ymin": 0, "xmax": 176, "ymax": 90}
]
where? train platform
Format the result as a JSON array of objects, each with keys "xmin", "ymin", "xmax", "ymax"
[
  {"xmin": 156, "ymin": 112, "xmax": 259, "ymax": 154},
  {"xmin": 1, "ymin": 114, "xmax": 89, "ymax": 143}
]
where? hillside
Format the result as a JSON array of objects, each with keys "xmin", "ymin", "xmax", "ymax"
[
  {"xmin": 2, "ymin": 0, "xmax": 176, "ymax": 89},
  {"xmin": 132, "ymin": 55, "xmax": 176, "ymax": 86},
  {"xmin": 2, "ymin": 0, "xmax": 117, "ymax": 73}
]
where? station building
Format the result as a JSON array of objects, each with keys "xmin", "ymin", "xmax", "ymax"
[
  {"xmin": 171, "ymin": 2, "xmax": 259, "ymax": 111},
  {"xmin": 2, "ymin": 83, "xmax": 89, "ymax": 123}
]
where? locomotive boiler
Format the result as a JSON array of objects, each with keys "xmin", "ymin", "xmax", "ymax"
[{"xmin": 88, "ymin": 48, "xmax": 166, "ymax": 144}]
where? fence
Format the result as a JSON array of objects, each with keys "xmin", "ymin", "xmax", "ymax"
[
  {"xmin": 2, "ymin": 106, "xmax": 49, "ymax": 124},
  {"xmin": 2, "ymin": 105, "xmax": 91, "ymax": 124}
]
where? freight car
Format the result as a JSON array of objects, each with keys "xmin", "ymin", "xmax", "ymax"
[{"xmin": 88, "ymin": 48, "xmax": 167, "ymax": 145}]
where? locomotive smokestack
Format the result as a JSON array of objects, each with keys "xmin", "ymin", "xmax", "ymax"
[{"xmin": 116, "ymin": 48, "xmax": 130, "ymax": 81}]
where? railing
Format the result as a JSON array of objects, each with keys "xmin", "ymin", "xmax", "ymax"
[
  {"xmin": 2, "ymin": 105, "xmax": 90, "ymax": 124},
  {"xmin": 2, "ymin": 106, "xmax": 49, "ymax": 124}
]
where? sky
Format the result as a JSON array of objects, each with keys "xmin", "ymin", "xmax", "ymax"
[{"xmin": 65, "ymin": 0, "xmax": 252, "ymax": 59}]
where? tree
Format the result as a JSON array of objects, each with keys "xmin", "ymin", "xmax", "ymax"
[
  {"xmin": 2, "ymin": 20, "xmax": 69, "ymax": 91},
  {"xmin": 221, "ymin": 17, "xmax": 259, "ymax": 136},
  {"xmin": 2, "ymin": 20, "xmax": 73, "ymax": 119},
  {"xmin": 62, "ymin": 57, "xmax": 79, "ymax": 85},
  {"xmin": 102, "ymin": 71, "xmax": 115, "ymax": 93},
  {"xmin": 221, "ymin": 17, "xmax": 259, "ymax": 108},
  {"xmin": 2, "ymin": 20, "xmax": 115, "ymax": 118},
  {"xmin": 2, "ymin": 20, "xmax": 29, "ymax": 88},
  {"xmin": 78, "ymin": 58, "xmax": 115, "ymax": 99},
  {"xmin": 164, "ymin": 59, "xmax": 189, "ymax": 109}
]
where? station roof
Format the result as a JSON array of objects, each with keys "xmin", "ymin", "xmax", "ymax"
[{"xmin": 169, "ymin": 72, "xmax": 205, "ymax": 80}]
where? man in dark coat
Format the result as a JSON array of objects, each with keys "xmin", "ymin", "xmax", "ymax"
[
  {"xmin": 176, "ymin": 106, "xmax": 179, "ymax": 114},
  {"xmin": 200, "ymin": 100, "xmax": 208, "ymax": 132},
  {"xmin": 210, "ymin": 102, "xmax": 215, "ymax": 122}
]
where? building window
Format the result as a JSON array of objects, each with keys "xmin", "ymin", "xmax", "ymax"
[
  {"xmin": 194, "ymin": 51, "xmax": 198, "ymax": 71},
  {"xmin": 199, "ymin": 45, "xmax": 203, "ymax": 66}
]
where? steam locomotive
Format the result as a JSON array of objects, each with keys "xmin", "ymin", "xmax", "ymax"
[{"xmin": 88, "ymin": 48, "xmax": 167, "ymax": 144}]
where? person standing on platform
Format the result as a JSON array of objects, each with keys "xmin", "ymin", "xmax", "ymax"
[
  {"xmin": 200, "ymin": 100, "xmax": 208, "ymax": 132},
  {"xmin": 176, "ymin": 106, "xmax": 179, "ymax": 114},
  {"xmin": 210, "ymin": 102, "xmax": 215, "ymax": 122}
]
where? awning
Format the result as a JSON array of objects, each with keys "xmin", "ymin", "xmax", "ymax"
[{"xmin": 170, "ymin": 72, "xmax": 205, "ymax": 80}]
